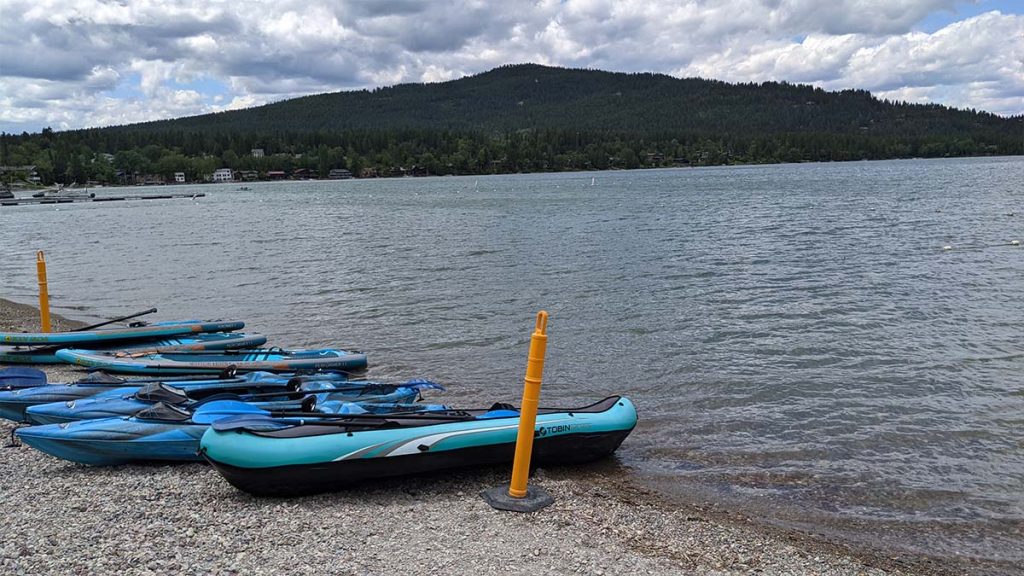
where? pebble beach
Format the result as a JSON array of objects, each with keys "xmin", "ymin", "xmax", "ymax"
[{"xmin": 0, "ymin": 298, "xmax": 959, "ymax": 576}]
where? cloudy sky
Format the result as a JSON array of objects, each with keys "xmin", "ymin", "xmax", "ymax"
[{"xmin": 1, "ymin": 0, "xmax": 1022, "ymax": 133}]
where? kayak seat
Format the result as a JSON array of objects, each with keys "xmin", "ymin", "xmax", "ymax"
[{"xmin": 478, "ymin": 409, "xmax": 520, "ymax": 420}]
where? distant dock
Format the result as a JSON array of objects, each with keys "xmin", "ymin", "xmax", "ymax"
[{"xmin": 1, "ymin": 192, "xmax": 205, "ymax": 207}]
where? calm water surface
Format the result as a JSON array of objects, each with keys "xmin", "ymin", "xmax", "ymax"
[{"xmin": 2, "ymin": 157, "xmax": 1023, "ymax": 565}]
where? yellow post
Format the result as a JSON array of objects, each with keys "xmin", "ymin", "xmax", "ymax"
[
  {"xmin": 508, "ymin": 310, "xmax": 548, "ymax": 498},
  {"xmin": 481, "ymin": 311, "xmax": 555, "ymax": 512},
  {"xmin": 36, "ymin": 251, "xmax": 52, "ymax": 333}
]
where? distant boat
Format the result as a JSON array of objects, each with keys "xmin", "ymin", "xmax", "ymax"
[{"xmin": 0, "ymin": 183, "xmax": 12, "ymax": 199}]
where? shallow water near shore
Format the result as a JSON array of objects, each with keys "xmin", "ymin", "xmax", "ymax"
[{"xmin": 2, "ymin": 157, "xmax": 1023, "ymax": 567}]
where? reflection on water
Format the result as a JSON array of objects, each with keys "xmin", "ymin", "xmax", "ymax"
[{"xmin": 2, "ymin": 157, "xmax": 1023, "ymax": 564}]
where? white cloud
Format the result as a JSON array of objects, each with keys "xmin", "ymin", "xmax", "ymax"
[
  {"xmin": 678, "ymin": 10, "xmax": 1023, "ymax": 115},
  {"xmin": 0, "ymin": 0, "xmax": 1020, "ymax": 133}
]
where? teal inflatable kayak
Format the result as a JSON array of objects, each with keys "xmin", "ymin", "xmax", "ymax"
[
  {"xmin": 200, "ymin": 396, "xmax": 637, "ymax": 496},
  {"xmin": 0, "ymin": 332, "xmax": 267, "ymax": 364},
  {"xmin": 55, "ymin": 348, "xmax": 368, "ymax": 375},
  {"xmin": 0, "ymin": 320, "xmax": 244, "ymax": 346}
]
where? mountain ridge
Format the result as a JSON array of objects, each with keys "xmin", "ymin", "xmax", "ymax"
[
  {"xmin": 3, "ymin": 64, "xmax": 1020, "ymax": 184},
  {"xmin": 107, "ymin": 63, "xmax": 1019, "ymax": 137}
]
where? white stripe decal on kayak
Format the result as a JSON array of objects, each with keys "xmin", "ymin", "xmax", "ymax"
[
  {"xmin": 330, "ymin": 416, "xmax": 579, "ymax": 462},
  {"xmin": 381, "ymin": 416, "xmax": 577, "ymax": 458},
  {"xmin": 330, "ymin": 422, "xmax": 519, "ymax": 461},
  {"xmin": 383, "ymin": 423, "xmax": 521, "ymax": 457}
]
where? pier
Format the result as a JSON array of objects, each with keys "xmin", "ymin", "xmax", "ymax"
[{"xmin": 1, "ymin": 192, "xmax": 205, "ymax": 207}]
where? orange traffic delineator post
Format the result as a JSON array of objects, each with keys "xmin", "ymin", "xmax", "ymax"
[
  {"xmin": 481, "ymin": 311, "xmax": 555, "ymax": 512},
  {"xmin": 36, "ymin": 251, "xmax": 52, "ymax": 333}
]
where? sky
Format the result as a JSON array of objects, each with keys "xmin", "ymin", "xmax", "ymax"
[{"xmin": 0, "ymin": 0, "xmax": 1022, "ymax": 134}]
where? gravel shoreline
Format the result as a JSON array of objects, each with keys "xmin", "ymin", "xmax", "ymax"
[{"xmin": 0, "ymin": 298, "xmax": 946, "ymax": 575}]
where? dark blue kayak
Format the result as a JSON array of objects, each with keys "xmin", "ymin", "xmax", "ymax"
[
  {"xmin": 55, "ymin": 347, "xmax": 368, "ymax": 375},
  {"xmin": 16, "ymin": 397, "xmax": 450, "ymax": 466},
  {"xmin": 0, "ymin": 367, "xmax": 47, "ymax": 388},
  {"xmin": 0, "ymin": 371, "xmax": 350, "ymax": 422},
  {"xmin": 25, "ymin": 379, "xmax": 444, "ymax": 424},
  {"xmin": 0, "ymin": 320, "xmax": 244, "ymax": 346},
  {"xmin": 0, "ymin": 332, "xmax": 268, "ymax": 364}
]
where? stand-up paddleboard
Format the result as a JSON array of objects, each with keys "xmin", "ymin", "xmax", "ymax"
[
  {"xmin": 55, "ymin": 348, "xmax": 368, "ymax": 375},
  {"xmin": 0, "ymin": 320, "xmax": 245, "ymax": 346},
  {"xmin": 0, "ymin": 332, "xmax": 268, "ymax": 364}
]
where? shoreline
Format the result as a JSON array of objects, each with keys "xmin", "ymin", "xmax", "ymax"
[
  {"xmin": 6, "ymin": 155, "xmax": 1020, "ymax": 193},
  {"xmin": 0, "ymin": 298, "xmax": 991, "ymax": 575}
]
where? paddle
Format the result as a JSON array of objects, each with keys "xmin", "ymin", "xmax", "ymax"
[
  {"xmin": 0, "ymin": 367, "xmax": 48, "ymax": 389},
  {"xmin": 204, "ymin": 413, "xmax": 459, "ymax": 432},
  {"xmin": 72, "ymin": 308, "xmax": 158, "ymax": 332},
  {"xmin": 188, "ymin": 383, "xmax": 400, "ymax": 401},
  {"xmin": 75, "ymin": 372, "xmax": 247, "ymax": 385},
  {"xmin": 192, "ymin": 399, "xmax": 472, "ymax": 425},
  {"xmin": 114, "ymin": 348, "xmax": 291, "ymax": 359}
]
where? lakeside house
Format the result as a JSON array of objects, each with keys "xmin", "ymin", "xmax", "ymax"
[
  {"xmin": 134, "ymin": 174, "xmax": 165, "ymax": 185},
  {"xmin": 0, "ymin": 165, "xmax": 41, "ymax": 184},
  {"xmin": 328, "ymin": 168, "xmax": 353, "ymax": 179},
  {"xmin": 174, "ymin": 172, "xmax": 186, "ymax": 183},
  {"xmin": 251, "ymin": 148, "xmax": 264, "ymax": 158},
  {"xmin": 212, "ymin": 168, "xmax": 234, "ymax": 182}
]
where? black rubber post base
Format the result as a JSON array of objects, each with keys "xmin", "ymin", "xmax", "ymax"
[{"xmin": 480, "ymin": 486, "xmax": 554, "ymax": 513}]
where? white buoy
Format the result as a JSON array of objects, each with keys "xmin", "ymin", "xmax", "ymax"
[{"xmin": 942, "ymin": 245, "xmax": 953, "ymax": 251}]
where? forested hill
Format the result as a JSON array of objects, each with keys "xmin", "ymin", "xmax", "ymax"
[
  {"xmin": 118, "ymin": 63, "xmax": 1017, "ymax": 138},
  {"xmin": 4, "ymin": 64, "xmax": 1022, "ymax": 184}
]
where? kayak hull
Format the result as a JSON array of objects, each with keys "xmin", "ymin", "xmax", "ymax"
[
  {"xmin": 207, "ymin": 429, "xmax": 632, "ymax": 497},
  {"xmin": 16, "ymin": 419, "xmax": 206, "ymax": 466},
  {"xmin": 0, "ymin": 385, "xmax": 139, "ymax": 422},
  {"xmin": 201, "ymin": 396, "xmax": 637, "ymax": 496}
]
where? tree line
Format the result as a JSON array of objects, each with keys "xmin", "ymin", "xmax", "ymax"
[{"xmin": 1, "ymin": 126, "xmax": 1018, "ymax": 186}]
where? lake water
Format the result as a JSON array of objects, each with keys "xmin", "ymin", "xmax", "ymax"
[{"xmin": 2, "ymin": 157, "xmax": 1023, "ymax": 567}]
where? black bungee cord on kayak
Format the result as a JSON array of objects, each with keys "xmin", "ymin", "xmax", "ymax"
[{"xmin": 5, "ymin": 423, "xmax": 27, "ymax": 448}]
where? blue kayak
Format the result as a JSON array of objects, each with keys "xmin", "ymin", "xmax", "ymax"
[
  {"xmin": 0, "ymin": 320, "xmax": 244, "ymax": 346},
  {"xmin": 0, "ymin": 332, "xmax": 268, "ymax": 364},
  {"xmin": 0, "ymin": 367, "xmax": 47, "ymax": 388},
  {"xmin": 0, "ymin": 371, "xmax": 350, "ymax": 422},
  {"xmin": 55, "ymin": 347, "xmax": 368, "ymax": 375},
  {"xmin": 200, "ymin": 396, "xmax": 638, "ymax": 496},
  {"xmin": 16, "ymin": 398, "xmax": 450, "ymax": 466},
  {"xmin": 25, "ymin": 379, "xmax": 444, "ymax": 424}
]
